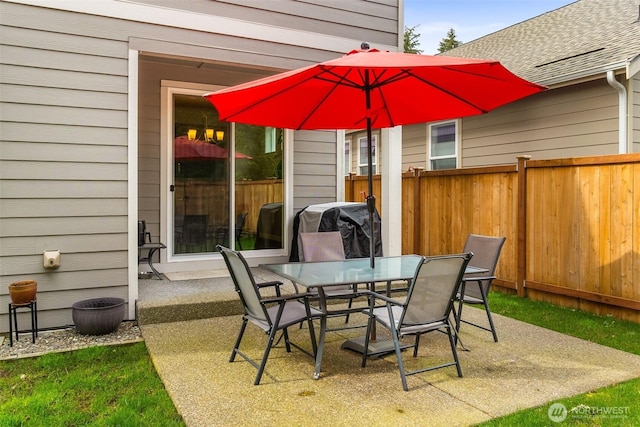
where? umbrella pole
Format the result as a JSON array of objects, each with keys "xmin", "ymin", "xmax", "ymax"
[{"xmin": 366, "ymin": 117, "xmax": 375, "ymax": 269}]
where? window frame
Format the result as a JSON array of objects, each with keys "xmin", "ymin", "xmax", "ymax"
[
  {"xmin": 427, "ymin": 120, "xmax": 459, "ymax": 170},
  {"xmin": 357, "ymin": 134, "xmax": 377, "ymax": 175}
]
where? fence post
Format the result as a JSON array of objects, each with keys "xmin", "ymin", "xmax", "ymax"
[
  {"xmin": 412, "ymin": 167, "xmax": 423, "ymax": 254},
  {"xmin": 516, "ymin": 155, "xmax": 531, "ymax": 297}
]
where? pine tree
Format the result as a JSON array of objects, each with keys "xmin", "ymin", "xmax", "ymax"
[
  {"xmin": 403, "ymin": 25, "xmax": 423, "ymax": 54},
  {"xmin": 438, "ymin": 28, "xmax": 462, "ymax": 53}
]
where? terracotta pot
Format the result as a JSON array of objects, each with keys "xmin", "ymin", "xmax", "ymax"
[
  {"xmin": 8, "ymin": 280, "xmax": 37, "ymax": 305},
  {"xmin": 72, "ymin": 297, "xmax": 125, "ymax": 335}
]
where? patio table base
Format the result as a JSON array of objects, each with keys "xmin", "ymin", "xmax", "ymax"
[{"xmin": 341, "ymin": 336, "xmax": 399, "ymax": 358}]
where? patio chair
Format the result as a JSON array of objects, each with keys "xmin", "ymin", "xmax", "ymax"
[
  {"xmin": 214, "ymin": 212, "xmax": 249, "ymax": 250},
  {"xmin": 455, "ymin": 234, "xmax": 506, "ymax": 342},
  {"xmin": 299, "ymin": 232, "xmax": 363, "ymax": 326},
  {"xmin": 362, "ymin": 253, "xmax": 472, "ymax": 391},
  {"xmin": 217, "ymin": 245, "xmax": 320, "ymax": 385}
]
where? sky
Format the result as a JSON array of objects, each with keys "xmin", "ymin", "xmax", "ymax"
[{"xmin": 403, "ymin": 0, "xmax": 577, "ymax": 55}]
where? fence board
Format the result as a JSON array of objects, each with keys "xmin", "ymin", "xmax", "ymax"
[{"xmin": 345, "ymin": 153, "xmax": 640, "ymax": 323}]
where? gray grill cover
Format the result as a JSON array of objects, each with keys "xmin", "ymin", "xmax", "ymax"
[{"xmin": 290, "ymin": 202, "xmax": 382, "ymax": 261}]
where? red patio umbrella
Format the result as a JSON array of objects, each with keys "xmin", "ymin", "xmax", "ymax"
[{"xmin": 204, "ymin": 44, "xmax": 546, "ymax": 267}]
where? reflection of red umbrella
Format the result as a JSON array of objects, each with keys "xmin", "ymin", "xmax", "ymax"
[
  {"xmin": 174, "ymin": 135, "xmax": 252, "ymax": 160},
  {"xmin": 204, "ymin": 45, "xmax": 546, "ymax": 267}
]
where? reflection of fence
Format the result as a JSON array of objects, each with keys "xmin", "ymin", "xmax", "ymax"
[
  {"xmin": 346, "ymin": 154, "xmax": 640, "ymax": 323},
  {"xmin": 174, "ymin": 179, "xmax": 283, "ymax": 234},
  {"xmin": 236, "ymin": 179, "xmax": 283, "ymax": 233}
]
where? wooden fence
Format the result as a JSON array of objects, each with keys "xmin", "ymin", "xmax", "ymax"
[{"xmin": 346, "ymin": 153, "xmax": 640, "ymax": 323}]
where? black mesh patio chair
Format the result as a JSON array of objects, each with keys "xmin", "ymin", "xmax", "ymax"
[
  {"xmin": 218, "ymin": 245, "xmax": 320, "ymax": 385},
  {"xmin": 362, "ymin": 253, "xmax": 472, "ymax": 391},
  {"xmin": 455, "ymin": 234, "xmax": 506, "ymax": 342},
  {"xmin": 298, "ymin": 232, "xmax": 364, "ymax": 326}
]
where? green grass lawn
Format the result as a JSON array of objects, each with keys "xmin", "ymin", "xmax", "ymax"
[
  {"xmin": 476, "ymin": 292, "xmax": 640, "ymax": 427},
  {"xmin": 1, "ymin": 292, "xmax": 638, "ymax": 426},
  {"xmin": 0, "ymin": 343, "xmax": 184, "ymax": 427}
]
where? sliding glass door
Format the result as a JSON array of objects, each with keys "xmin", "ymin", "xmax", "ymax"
[{"xmin": 170, "ymin": 90, "xmax": 284, "ymax": 256}]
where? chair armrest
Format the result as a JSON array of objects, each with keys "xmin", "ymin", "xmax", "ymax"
[
  {"xmin": 368, "ymin": 290, "xmax": 406, "ymax": 306},
  {"xmin": 462, "ymin": 275, "xmax": 496, "ymax": 282},
  {"xmin": 257, "ymin": 280, "xmax": 283, "ymax": 289},
  {"xmin": 261, "ymin": 291, "xmax": 315, "ymax": 305}
]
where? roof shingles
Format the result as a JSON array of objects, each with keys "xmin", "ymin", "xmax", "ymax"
[{"xmin": 442, "ymin": 0, "xmax": 640, "ymax": 84}]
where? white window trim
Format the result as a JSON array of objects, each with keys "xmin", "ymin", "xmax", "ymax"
[
  {"xmin": 161, "ymin": 82, "xmax": 225, "ymax": 264},
  {"xmin": 344, "ymin": 137, "xmax": 352, "ymax": 175},
  {"xmin": 427, "ymin": 119, "xmax": 460, "ymax": 170},
  {"xmin": 358, "ymin": 134, "xmax": 378, "ymax": 175}
]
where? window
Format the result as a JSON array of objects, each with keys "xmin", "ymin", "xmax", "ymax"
[
  {"xmin": 358, "ymin": 135, "xmax": 377, "ymax": 175},
  {"xmin": 264, "ymin": 127, "xmax": 276, "ymax": 153},
  {"xmin": 428, "ymin": 121, "xmax": 458, "ymax": 170},
  {"xmin": 344, "ymin": 138, "xmax": 351, "ymax": 175}
]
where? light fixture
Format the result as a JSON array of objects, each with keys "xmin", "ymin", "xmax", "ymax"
[
  {"xmin": 187, "ymin": 129, "xmax": 197, "ymax": 141},
  {"xmin": 215, "ymin": 129, "xmax": 225, "ymax": 142},
  {"xmin": 205, "ymin": 128, "xmax": 214, "ymax": 141}
]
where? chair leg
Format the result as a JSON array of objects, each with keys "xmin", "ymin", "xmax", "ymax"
[
  {"xmin": 483, "ymin": 300, "xmax": 499, "ymax": 342},
  {"xmin": 390, "ymin": 325, "xmax": 409, "ymax": 392},
  {"xmin": 447, "ymin": 325, "xmax": 463, "ymax": 377},
  {"xmin": 281, "ymin": 328, "xmax": 292, "ymax": 352},
  {"xmin": 306, "ymin": 315, "xmax": 317, "ymax": 357},
  {"xmin": 314, "ymin": 315, "xmax": 327, "ymax": 380},
  {"xmin": 255, "ymin": 328, "xmax": 278, "ymax": 385},
  {"xmin": 478, "ymin": 286, "xmax": 498, "ymax": 342},
  {"xmin": 230, "ymin": 319, "xmax": 248, "ymax": 362},
  {"xmin": 413, "ymin": 334, "xmax": 421, "ymax": 357}
]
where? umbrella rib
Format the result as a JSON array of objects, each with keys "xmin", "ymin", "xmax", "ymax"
[
  {"xmin": 315, "ymin": 66, "xmax": 366, "ymax": 90},
  {"xmin": 404, "ymin": 69, "xmax": 489, "ymax": 114},
  {"xmin": 298, "ymin": 75, "xmax": 347, "ymax": 129},
  {"xmin": 218, "ymin": 69, "xmax": 328, "ymax": 122}
]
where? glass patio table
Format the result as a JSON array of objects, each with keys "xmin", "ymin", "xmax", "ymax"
[
  {"xmin": 261, "ymin": 255, "xmax": 424, "ymax": 379},
  {"xmin": 262, "ymin": 254, "xmax": 487, "ymax": 380}
]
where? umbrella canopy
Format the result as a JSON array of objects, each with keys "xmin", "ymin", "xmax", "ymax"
[
  {"xmin": 204, "ymin": 45, "xmax": 546, "ymax": 267},
  {"xmin": 174, "ymin": 135, "xmax": 252, "ymax": 161}
]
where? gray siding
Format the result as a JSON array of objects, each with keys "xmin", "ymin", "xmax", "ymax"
[
  {"xmin": 462, "ymin": 79, "xmax": 620, "ymax": 167},
  {"xmin": 292, "ymin": 130, "xmax": 339, "ymax": 212},
  {"xmin": 0, "ymin": 0, "xmax": 399, "ymax": 331},
  {"xmin": 133, "ymin": 0, "xmax": 398, "ymax": 47},
  {"xmin": 401, "ymin": 123, "xmax": 427, "ymax": 171},
  {"xmin": 1, "ymin": 2, "xmax": 130, "ymax": 329}
]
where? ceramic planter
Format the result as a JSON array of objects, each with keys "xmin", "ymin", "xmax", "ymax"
[
  {"xmin": 8, "ymin": 280, "xmax": 37, "ymax": 305},
  {"xmin": 72, "ymin": 297, "xmax": 125, "ymax": 335}
]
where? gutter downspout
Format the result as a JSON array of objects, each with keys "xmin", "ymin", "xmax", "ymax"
[{"xmin": 606, "ymin": 70, "xmax": 628, "ymax": 154}]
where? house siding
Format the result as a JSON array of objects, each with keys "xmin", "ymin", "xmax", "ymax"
[
  {"xmin": 1, "ymin": 2, "xmax": 131, "ymax": 329},
  {"xmin": 0, "ymin": 0, "xmax": 400, "ymax": 331},
  {"xmin": 133, "ymin": 0, "xmax": 399, "ymax": 47},
  {"xmin": 401, "ymin": 123, "xmax": 427, "ymax": 171},
  {"xmin": 462, "ymin": 79, "xmax": 619, "ymax": 166}
]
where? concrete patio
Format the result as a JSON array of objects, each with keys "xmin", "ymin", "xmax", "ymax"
[{"xmin": 137, "ymin": 271, "xmax": 640, "ymax": 427}]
